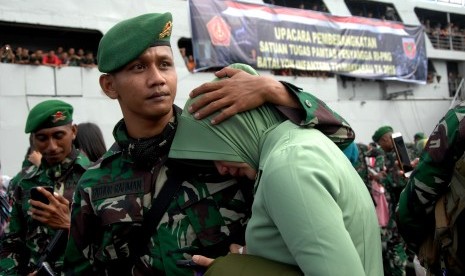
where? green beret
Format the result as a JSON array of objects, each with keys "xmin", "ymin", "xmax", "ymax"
[
  {"xmin": 25, "ymin": 100, "xmax": 73, "ymax": 133},
  {"xmin": 414, "ymin": 132, "xmax": 426, "ymax": 140},
  {"xmin": 97, "ymin": 12, "xmax": 173, "ymax": 73},
  {"xmin": 372, "ymin": 125, "xmax": 393, "ymax": 143}
]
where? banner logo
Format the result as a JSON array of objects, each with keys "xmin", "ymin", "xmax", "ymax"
[
  {"xmin": 402, "ymin": 38, "xmax": 416, "ymax": 60},
  {"xmin": 207, "ymin": 16, "xmax": 231, "ymax": 46}
]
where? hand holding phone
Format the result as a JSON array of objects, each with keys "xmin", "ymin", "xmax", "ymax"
[
  {"xmin": 176, "ymin": 259, "xmax": 207, "ymax": 276},
  {"xmin": 30, "ymin": 186, "xmax": 54, "ymax": 205},
  {"xmin": 391, "ymin": 133, "xmax": 413, "ymax": 177},
  {"xmin": 176, "ymin": 259, "xmax": 204, "ymax": 269}
]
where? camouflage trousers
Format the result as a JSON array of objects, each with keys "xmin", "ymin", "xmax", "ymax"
[{"xmin": 381, "ymin": 226, "xmax": 408, "ymax": 276}]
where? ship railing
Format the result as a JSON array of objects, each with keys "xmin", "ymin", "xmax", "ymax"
[
  {"xmin": 427, "ymin": 32, "xmax": 465, "ymax": 51},
  {"xmin": 0, "ymin": 63, "xmax": 101, "ymax": 98}
]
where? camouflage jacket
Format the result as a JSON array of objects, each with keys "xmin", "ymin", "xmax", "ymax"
[
  {"xmin": 0, "ymin": 149, "xmax": 90, "ymax": 275},
  {"xmin": 277, "ymin": 81, "xmax": 355, "ymax": 149},
  {"xmin": 6, "ymin": 163, "xmax": 41, "ymax": 206},
  {"xmin": 354, "ymin": 144, "xmax": 385, "ymax": 186},
  {"xmin": 63, "ymin": 116, "xmax": 254, "ymax": 276},
  {"xmin": 378, "ymin": 149, "xmax": 408, "ymax": 215},
  {"xmin": 397, "ymin": 102, "xmax": 465, "ymax": 251},
  {"xmin": 382, "ymin": 151, "xmax": 407, "ymax": 189}
]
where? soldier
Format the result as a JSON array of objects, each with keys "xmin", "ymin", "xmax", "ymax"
[
  {"xmin": 413, "ymin": 132, "xmax": 428, "ymax": 158},
  {"xmin": 0, "ymin": 100, "xmax": 91, "ymax": 275},
  {"xmin": 397, "ymin": 101, "xmax": 465, "ymax": 274},
  {"xmin": 354, "ymin": 142, "xmax": 385, "ymax": 188},
  {"xmin": 413, "ymin": 132, "xmax": 426, "ymax": 144},
  {"xmin": 372, "ymin": 125, "xmax": 409, "ymax": 276},
  {"xmin": 354, "ymin": 142, "xmax": 385, "ymax": 214},
  {"xmin": 0, "ymin": 162, "xmax": 10, "ymax": 241},
  {"xmin": 63, "ymin": 13, "xmax": 355, "ymax": 275}
]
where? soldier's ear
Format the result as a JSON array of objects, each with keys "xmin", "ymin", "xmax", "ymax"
[
  {"xmin": 71, "ymin": 124, "xmax": 78, "ymax": 140},
  {"xmin": 100, "ymin": 74, "xmax": 118, "ymax": 99}
]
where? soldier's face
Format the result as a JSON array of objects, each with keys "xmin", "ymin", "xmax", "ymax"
[
  {"xmin": 378, "ymin": 133, "xmax": 393, "ymax": 152},
  {"xmin": 101, "ymin": 46, "xmax": 177, "ymax": 129},
  {"xmin": 214, "ymin": 161, "xmax": 257, "ymax": 180},
  {"xmin": 33, "ymin": 124, "xmax": 77, "ymax": 165}
]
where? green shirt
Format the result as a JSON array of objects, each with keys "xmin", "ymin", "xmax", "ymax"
[{"xmin": 246, "ymin": 122, "xmax": 383, "ymax": 275}]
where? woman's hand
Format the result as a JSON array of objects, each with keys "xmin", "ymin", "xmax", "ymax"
[
  {"xmin": 192, "ymin": 255, "xmax": 214, "ymax": 267},
  {"xmin": 191, "ymin": 243, "xmax": 247, "ymax": 267},
  {"xmin": 230, "ymin": 243, "xmax": 247, "ymax": 254}
]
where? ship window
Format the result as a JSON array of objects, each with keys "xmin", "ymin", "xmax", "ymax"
[
  {"xmin": 426, "ymin": 60, "xmax": 437, "ymax": 84},
  {"xmin": 263, "ymin": 0, "xmax": 328, "ymax": 13},
  {"xmin": 345, "ymin": 0, "xmax": 401, "ymax": 22},
  {"xmin": 415, "ymin": 8, "xmax": 465, "ymax": 51},
  {"xmin": 0, "ymin": 21, "xmax": 101, "ymax": 59},
  {"xmin": 447, "ymin": 61, "xmax": 461, "ymax": 97}
]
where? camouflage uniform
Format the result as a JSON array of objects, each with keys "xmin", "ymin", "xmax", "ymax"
[
  {"xmin": 6, "ymin": 165, "xmax": 39, "ymax": 206},
  {"xmin": 0, "ymin": 189, "xmax": 9, "ymax": 240},
  {"xmin": 0, "ymin": 148, "xmax": 90, "ymax": 275},
  {"xmin": 397, "ymin": 101, "xmax": 465, "ymax": 253},
  {"xmin": 276, "ymin": 81, "xmax": 355, "ymax": 150},
  {"xmin": 378, "ymin": 149, "xmax": 409, "ymax": 276},
  {"xmin": 355, "ymin": 143, "xmax": 385, "ymax": 188},
  {"xmin": 406, "ymin": 142, "xmax": 417, "ymax": 160},
  {"xmin": 64, "ymin": 98, "xmax": 355, "ymax": 275}
]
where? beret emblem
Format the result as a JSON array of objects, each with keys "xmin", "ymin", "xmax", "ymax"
[
  {"xmin": 52, "ymin": 111, "xmax": 67, "ymax": 123},
  {"xmin": 159, "ymin": 21, "xmax": 172, "ymax": 39}
]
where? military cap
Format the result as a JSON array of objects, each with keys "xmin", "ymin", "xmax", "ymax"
[
  {"xmin": 372, "ymin": 125, "xmax": 393, "ymax": 143},
  {"xmin": 97, "ymin": 12, "xmax": 173, "ymax": 73},
  {"xmin": 414, "ymin": 132, "xmax": 426, "ymax": 141},
  {"xmin": 25, "ymin": 100, "xmax": 73, "ymax": 133}
]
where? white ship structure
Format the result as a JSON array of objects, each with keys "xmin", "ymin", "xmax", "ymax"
[{"xmin": 0, "ymin": 0, "xmax": 463, "ymax": 176}]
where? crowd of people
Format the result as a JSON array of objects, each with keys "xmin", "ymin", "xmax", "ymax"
[
  {"xmin": 422, "ymin": 20, "xmax": 465, "ymax": 51},
  {"xmin": 0, "ymin": 10, "xmax": 463, "ymax": 276},
  {"xmin": 0, "ymin": 44, "xmax": 97, "ymax": 68}
]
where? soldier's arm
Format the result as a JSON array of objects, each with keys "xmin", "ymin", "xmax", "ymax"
[
  {"xmin": 276, "ymin": 81, "xmax": 354, "ymax": 149},
  {"xmin": 189, "ymin": 66, "xmax": 354, "ymax": 150},
  {"xmin": 0, "ymin": 187, "xmax": 27, "ymax": 275},
  {"xmin": 63, "ymin": 184, "xmax": 95, "ymax": 274},
  {"xmin": 397, "ymin": 105, "xmax": 465, "ymax": 250}
]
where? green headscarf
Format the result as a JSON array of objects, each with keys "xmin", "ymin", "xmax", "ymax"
[{"xmin": 169, "ymin": 63, "xmax": 285, "ymax": 170}]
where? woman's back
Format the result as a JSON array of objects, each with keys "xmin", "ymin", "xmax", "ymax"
[{"xmin": 246, "ymin": 121, "xmax": 383, "ymax": 275}]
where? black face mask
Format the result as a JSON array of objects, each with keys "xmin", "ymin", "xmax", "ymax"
[{"xmin": 114, "ymin": 117, "xmax": 177, "ymax": 170}]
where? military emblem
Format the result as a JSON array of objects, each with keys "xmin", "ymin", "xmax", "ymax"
[
  {"xmin": 159, "ymin": 20, "xmax": 172, "ymax": 39},
  {"xmin": 206, "ymin": 16, "xmax": 231, "ymax": 47},
  {"xmin": 402, "ymin": 37, "xmax": 416, "ymax": 60},
  {"xmin": 52, "ymin": 111, "xmax": 67, "ymax": 123}
]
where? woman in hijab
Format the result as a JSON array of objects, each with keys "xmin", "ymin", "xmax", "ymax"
[{"xmin": 169, "ymin": 64, "xmax": 383, "ymax": 276}]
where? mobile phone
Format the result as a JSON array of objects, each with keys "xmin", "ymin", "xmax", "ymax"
[
  {"xmin": 176, "ymin": 259, "xmax": 205, "ymax": 270},
  {"xmin": 30, "ymin": 186, "xmax": 54, "ymax": 204},
  {"xmin": 391, "ymin": 132, "xmax": 414, "ymax": 177}
]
